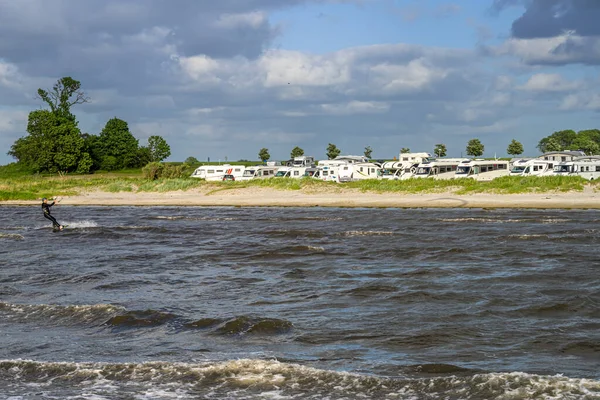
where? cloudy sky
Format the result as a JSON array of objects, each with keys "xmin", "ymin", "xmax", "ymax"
[{"xmin": 1, "ymin": 0, "xmax": 599, "ymax": 164}]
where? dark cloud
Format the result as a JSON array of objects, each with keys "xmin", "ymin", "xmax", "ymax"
[{"xmin": 493, "ymin": 0, "xmax": 600, "ymax": 39}]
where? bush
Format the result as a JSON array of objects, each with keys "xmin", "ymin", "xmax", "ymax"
[
  {"xmin": 100, "ymin": 156, "xmax": 119, "ymax": 171},
  {"xmin": 142, "ymin": 162, "xmax": 190, "ymax": 180}
]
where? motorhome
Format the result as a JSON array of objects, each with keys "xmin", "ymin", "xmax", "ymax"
[
  {"xmin": 314, "ymin": 165, "xmax": 341, "ymax": 182},
  {"xmin": 190, "ymin": 164, "xmax": 246, "ymax": 181},
  {"xmin": 303, "ymin": 167, "xmax": 318, "ymax": 177},
  {"xmin": 553, "ymin": 156, "xmax": 600, "ymax": 180},
  {"xmin": 382, "ymin": 153, "xmax": 432, "ymax": 180},
  {"xmin": 539, "ymin": 151, "xmax": 586, "ymax": 163},
  {"xmin": 237, "ymin": 165, "xmax": 279, "ymax": 181},
  {"xmin": 454, "ymin": 159, "xmax": 510, "ymax": 181},
  {"xmin": 274, "ymin": 167, "xmax": 291, "ymax": 178},
  {"xmin": 510, "ymin": 159, "xmax": 554, "ymax": 176},
  {"xmin": 339, "ymin": 162, "xmax": 382, "ymax": 182},
  {"xmin": 414, "ymin": 158, "xmax": 468, "ymax": 179}
]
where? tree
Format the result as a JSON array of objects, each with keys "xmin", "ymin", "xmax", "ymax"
[
  {"xmin": 326, "ymin": 143, "xmax": 341, "ymax": 160},
  {"xmin": 147, "ymin": 135, "xmax": 171, "ymax": 162},
  {"xmin": 290, "ymin": 146, "xmax": 304, "ymax": 158},
  {"xmin": 572, "ymin": 136, "xmax": 600, "ymax": 155},
  {"xmin": 466, "ymin": 138, "xmax": 484, "ymax": 158},
  {"xmin": 400, "ymin": 147, "xmax": 410, "ymax": 153},
  {"xmin": 537, "ymin": 129, "xmax": 576, "ymax": 153},
  {"xmin": 9, "ymin": 77, "xmax": 92, "ymax": 173},
  {"xmin": 434, "ymin": 144, "xmax": 447, "ymax": 157},
  {"xmin": 545, "ymin": 138, "xmax": 563, "ymax": 152},
  {"xmin": 185, "ymin": 156, "xmax": 200, "ymax": 164},
  {"xmin": 97, "ymin": 118, "xmax": 140, "ymax": 169},
  {"xmin": 364, "ymin": 146, "xmax": 372, "ymax": 159},
  {"xmin": 37, "ymin": 76, "xmax": 90, "ymax": 120},
  {"xmin": 258, "ymin": 148, "xmax": 270, "ymax": 162},
  {"xmin": 506, "ymin": 139, "xmax": 524, "ymax": 156},
  {"xmin": 9, "ymin": 110, "xmax": 89, "ymax": 173}
]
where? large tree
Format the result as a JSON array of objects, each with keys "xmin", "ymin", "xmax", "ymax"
[
  {"xmin": 537, "ymin": 129, "xmax": 577, "ymax": 153},
  {"xmin": 258, "ymin": 148, "xmax": 270, "ymax": 162},
  {"xmin": 147, "ymin": 135, "xmax": 171, "ymax": 162},
  {"xmin": 37, "ymin": 76, "xmax": 89, "ymax": 121},
  {"xmin": 572, "ymin": 136, "xmax": 600, "ymax": 155},
  {"xmin": 506, "ymin": 139, "xmax": 524, "ymax": 156},
  {"xmin": 466, "ymin": 139, "xmax": 484, "ymax": 158},
  {"xmin": 400, "ymin": 147, "xmax": 410, "ymax": 153},
  {"xmin": 326, "ymin": 143, "xmax": 341, "ymax": 160},
  {"xmin": 364, "ymin": 146, "xmax": 373, "ymax": 159},
  {"xmin": 97, "ymin": 118, "xmax": 140, "ymax": 170},
  {"xmin": 434, "ymin": 143, "xmax": 447, "ymax": 157},
  {"xmin": 290, "ymin": 146, "xmax": 304, "ymax": 158},
  {"xmin": 9, "ymin": 110, "xmax": 90, "ymax": 173}
]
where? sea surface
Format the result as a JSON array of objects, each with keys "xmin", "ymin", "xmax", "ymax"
[{"xmin": 1, "ymin": 205, "xmax": 599, "ymax": 399}]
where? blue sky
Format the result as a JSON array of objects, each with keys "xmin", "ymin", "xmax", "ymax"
[{"xmin": 1, "ymin": 0, "xmax": 600, "ymax": 165}]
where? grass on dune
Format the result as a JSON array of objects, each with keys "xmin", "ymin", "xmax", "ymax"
[{"xmin": 0, "ymin": 173, "xmax": 591, "ymax": 201}]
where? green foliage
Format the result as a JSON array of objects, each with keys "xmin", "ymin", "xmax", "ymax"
[
  {"xmin": 466, "ymin": 139, "xmax": 484, "ymax": 158},
  {"xmin": 258, "ymin": 148, "xmax": 270, "ymax": 162},
  {"xmin": 434, "ymin": 144, "xmax": 447, "ymax": 157},
  {"xmin": 98, "ymin": 118, "xmax": 140, "ymax": 169},
  {"xmin": 290, "ymin": 146, "xmax": 304, "ymax": 158},
  {"xmin": 400, "ymin": 147, "xmax": 410, "ymax": 153},
  {"xmin": 37, "ymin": 76, "xmax": 89, "ymax": 120},
  {"xmin": 507, "ymin": 139, "xmax": 524, "ymax": 156},
  {"xmin": 147, "ymin": 135, "xmax": 171, "ymax": 162},
  {"xmin": 100, "ymin": 156, "xmax": 119, "ymax": 171},
  {"xmin": 537, "ymin": 129, "xmax": 577, "ymax": 153},
  {"xmin": 185, "ymin": 156, "xmax": 200, "ymax": 164},
  {"xmin": 0, "ymin": 162, "xmax": 35, "ymax": 178},
  {"xmin": 142, "ymin": 162, "xmax": 190, "ymax": 180},
  {"xmin": 326, "ymin": 143, "xmax": 341, "ymax": 160},
  {"xmin": 9, "ymin": 110, "xmax": 88, "ymax": 173},
  {"xmin": 572, "ymin": 135, "xmax": 600, "ymax": 155},
  {"xmin": 364, "ymin": 146, "xmax": 373, "ymax": 159}
]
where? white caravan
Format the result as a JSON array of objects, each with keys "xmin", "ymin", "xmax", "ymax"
[
  {"xmin": 274, "ymin": 167, "xmax": 292, "ymax": 178},
  {"xmin": 382, "ymin": 153, "xmax": 432, "ymax": 180},
  {"xmin": 291, "ymin": 156, "xmax": 315, "ymax": 167},
  {"xmin": 314, "ymin": 165, "xmax": 341, "ymax": 182},
  {"xmin": 553, "ymin": 156, "xmax": 600, "ymax": 180},
  {"xmin": 454, "ymin": 159, "xmax": 510, "ymax": 181},
  {"xmin": 274, "ymin": 166, "xmax": 309, "ymax": 178},
  {"xmin": 414, "ymin": 158, "xmax": 468, "ymax": 179},
  {"xmin": 339, "ymin": 162, "xmax": 382, "ymax": 182},
  {"xmin": 510, "ymin": 159, "xmax": 554, "ymax": 176},
  {"xmin": 190, "ymin": 164, "xmax": 246, "ymax": 181},
  {"xmin": 237, "ymin": 166, "xmax": 279, "ymax": 181}
]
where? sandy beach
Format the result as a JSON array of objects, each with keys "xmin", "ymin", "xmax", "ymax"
[{"xmin": 1, "ymin": 186, "xmax": 599, "ymax": 209}]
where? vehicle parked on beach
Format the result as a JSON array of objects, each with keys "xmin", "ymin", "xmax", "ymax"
[
  {"xmin": 553, "ymin": 156, "xmax": 600, "ymax": 180},
  {"xmin": 510, "ymin": 159, "xmax": 554, "ymax": 176},
  {"xmin": 381, "ymin": 153, "xmax": 432, "ymax": 180},
  {"xmin": 453, "ymin": 159, "xmax": 510, "ymax": 181},
  {"xmin": 237, "ymin": 166, "xmax": 279, "ymax": 181},
  {"xmin": 414, "ymin": 158, "xmax": 468, "ymax": 179},
  {"xmin": 190, "ymin": 164, "xmax": 246, "ymax": 181}
]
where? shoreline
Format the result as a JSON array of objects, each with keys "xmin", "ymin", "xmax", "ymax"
[{"xmin": 1, "ymin": 187, "xmax": 599, "ymax": 209}]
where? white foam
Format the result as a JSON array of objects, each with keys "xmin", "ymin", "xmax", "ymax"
[{"xmin": 342, "ymin": 230, "xmax": 394, "ymax": 237}]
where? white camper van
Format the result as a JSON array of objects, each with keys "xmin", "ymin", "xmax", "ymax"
[
  {"xmin": 190, "ymin": 164, "xmax": 246, "ymax": 181},
  {"xmin": 414, "ymin": 158, "xmax": 467, "ymax": 179},
  {"xmin": 454, "ymin": 160, "xmax": 510, "ymax": 181},
  {"xmin": 237, "ymin": 166, "xmax": 279, "ymax": 181}
]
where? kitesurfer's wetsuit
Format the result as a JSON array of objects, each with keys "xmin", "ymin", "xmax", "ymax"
[{"xmin": 42, "ymin": 201, "xmax": 60, "ymax": 228}]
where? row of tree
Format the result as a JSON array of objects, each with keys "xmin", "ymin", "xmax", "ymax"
[
  {"xmin": 8, "ymin": 77, "xmax": 171, "ymax": 173},
  {"xmin": 537, "ymin": 129, "xmax": 600, "ymax": 155},
  {"xmin": 255, "ymin": 139, "xmax": 526, "ymax": 163}
]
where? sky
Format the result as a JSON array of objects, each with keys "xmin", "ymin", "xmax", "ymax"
[{"xmin": 1, "ymin": 0, "xmax": 600, "ymax": 164}]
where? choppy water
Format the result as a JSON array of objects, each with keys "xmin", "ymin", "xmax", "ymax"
[{"xmin": 1, "ymin": 205, "xmax": 599, "ymax": 399}]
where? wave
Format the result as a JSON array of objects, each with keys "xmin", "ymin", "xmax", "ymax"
[
  {"xmin": 0, "ymin": 302, "xmax": 124, "ymax": 326},
  {"xmin": 186, "ymin": 316, "xmax": 293, "ymax": 335},
  {"xmin": 341, "ymin": 230, "xmax": 394, "ymax": 237},
  {"xmin": 0, "ymin": 359, "xmax": 598, "ymax": 399},
  {"xmin": 0, "ymin": 233, "xmax": 24, "ymax": 240}
]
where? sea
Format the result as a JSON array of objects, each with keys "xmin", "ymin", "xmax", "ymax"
[{"xmin": 0, "ymin": 205, "xmax": 599, "ymax": 399}]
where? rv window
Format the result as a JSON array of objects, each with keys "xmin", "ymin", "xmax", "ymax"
[
  {"xmin": 235, "ymin": 169, "xmax": 240, "ymax": 172},
  {"xmin": 208, "ymin": 170, "xmax": 215, "ymax": 174},
  {"xmin": 217, "ymin": 170, "xmax": 223, "ymax": 173},
  {"xmin": 323, "ymin": 171, "xmax": 329, "ymax": 176},
  {"xmin": 403, "ymin": 157, "xmax": 409, "ymax": 161},
  {"xmin": 562, "ymin": 157, "xmax": 566, "ymax": 162},
  {"xmin": 533, "ymin": 166, "xmax": 538, "ymax": 171},
  {"xmin": 596, "ymin": 166, "xmax": 600, "ymax": 172},
  {"xmin": 294, "ymin": 171, "xmax": 299, "ymax": 176},
  {"xmin": 360, "ymin": 167, "xmax": 364, "ymax": 172}
]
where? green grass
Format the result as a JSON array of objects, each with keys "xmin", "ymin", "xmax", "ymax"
[{"xmin": 0, "ymin": 172, "xmax": 591, "ymax": 202}]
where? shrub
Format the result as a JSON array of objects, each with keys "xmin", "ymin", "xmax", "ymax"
[{"xmin": 142, "ymin": 162, "xmax": 164, "ymax": 180}]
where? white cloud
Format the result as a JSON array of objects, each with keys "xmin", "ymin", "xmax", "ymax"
[
  {"xmin": 320, "ymin": 101, "xmax": 390, "ymax": 115},
  {"xmin": 518, "ymin": 73, "xmax": 582, "ymax": 92},
  {"xmin": 214, "ymin": 12, "xmax": 267, "ymax": 29}
]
